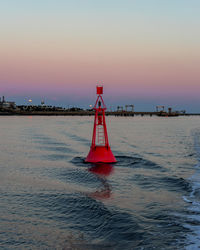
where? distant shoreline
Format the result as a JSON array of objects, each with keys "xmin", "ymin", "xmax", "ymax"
[{"xmin": 0, "ymin": 111, "xmax": 200, "ymax": 116}]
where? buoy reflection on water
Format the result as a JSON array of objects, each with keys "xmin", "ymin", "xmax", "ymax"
[{"xmin": 88, "ymin": 164, "xmax": 114, "ymax": 199}]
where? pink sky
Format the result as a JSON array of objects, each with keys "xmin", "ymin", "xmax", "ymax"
[{"xmin": 0, "ymin": 0, "xmax": 200, "ymax": 111}]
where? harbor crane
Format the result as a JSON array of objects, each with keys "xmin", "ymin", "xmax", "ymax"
[
  {"xmin": 156, "ymin": 106, "xmax": 165, "ymax": 112},
  {"xmin": 117, "ymin": 106, "xmax": 124, "ymax": 112},
  {"xmin": 125, "ymin": 105, "xmax": 134, "ymax": 112}
]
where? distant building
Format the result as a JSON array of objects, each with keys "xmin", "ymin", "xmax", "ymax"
[{"xmin": 0, "ymin": 96, "xmax": 16, "ymax": 109}]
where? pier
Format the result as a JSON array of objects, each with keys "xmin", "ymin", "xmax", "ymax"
[{"xmin": 0, "ymin": 110, "xmax": 199, "ymax": 116}]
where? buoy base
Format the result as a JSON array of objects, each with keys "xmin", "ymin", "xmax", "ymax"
[{"xmin": 85, "ymin": 146, "xmax": 117, "ymax": 163}]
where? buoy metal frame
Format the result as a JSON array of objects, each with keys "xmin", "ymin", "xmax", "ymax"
[{"xmin": 85, "ymin": 85, "xmax": 117, "ymax": 163}]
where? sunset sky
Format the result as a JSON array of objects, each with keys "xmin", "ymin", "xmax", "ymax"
[{"xmin": 0, "ymin": 0, "xmax": 199, "ymax": 111}]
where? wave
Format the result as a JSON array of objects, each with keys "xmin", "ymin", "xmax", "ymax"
[
  {"xmin": 115, "ymin": 155, "xmax": 165, "ymax": 172},
  {"xmin": 179, "ymin": 128, "xmax": 200, "ymax": 249}
]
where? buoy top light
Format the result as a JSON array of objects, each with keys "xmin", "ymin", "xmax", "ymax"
[{"xmin": 97, "ymin": 86, "xmax": 103, "ymax": 95}]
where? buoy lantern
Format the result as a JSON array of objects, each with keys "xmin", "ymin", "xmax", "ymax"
[{"xmin": 85, "ymin": 86, "xmax": 117, "ymax": 163}]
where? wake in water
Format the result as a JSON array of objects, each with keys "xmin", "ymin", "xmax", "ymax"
[
  {"xmin": 70, "ymin": 156, "xmax": 194, "ymax": 249},
  {"xmin": 181, "ymin": 129, "xmax": 200, "ymax": 249}
]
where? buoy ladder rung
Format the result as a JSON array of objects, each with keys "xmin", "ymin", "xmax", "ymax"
[{"xmin": 97, "ymin": 125, "xmax": 105, "ymax": 145}]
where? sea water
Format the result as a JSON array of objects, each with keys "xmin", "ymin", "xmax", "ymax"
[{"xmin": 0, "ymin": 115, "xmax": 200, "ymax": 249}]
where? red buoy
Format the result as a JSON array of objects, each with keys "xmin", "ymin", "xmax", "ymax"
[{"xmin": 85, "ymin": 85, "xmax": 117, "ymax": 163}]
